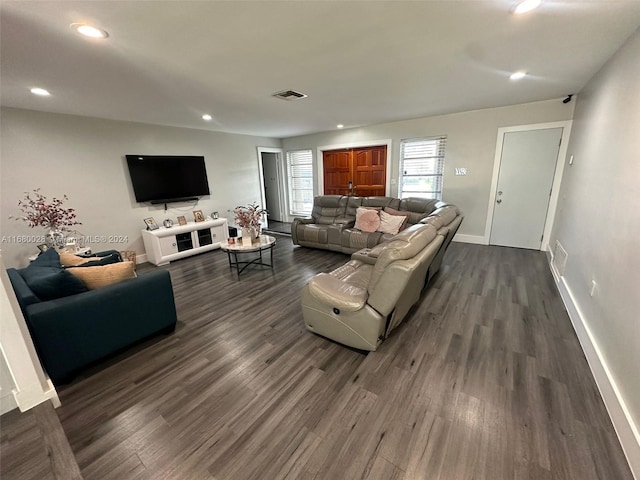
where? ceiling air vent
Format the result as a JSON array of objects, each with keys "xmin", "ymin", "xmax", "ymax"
[{"xmin": 272, "ymin": 89, "xmax": 308, "ymax": 101}]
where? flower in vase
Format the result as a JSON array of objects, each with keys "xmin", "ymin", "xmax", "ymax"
[
  {"xmin": 10, "ymin": 188, "xmax": 82, "ymax": 232},
  {"xmin": 233, "ymin": 202, "xmax": 267, "ymax": 229}
]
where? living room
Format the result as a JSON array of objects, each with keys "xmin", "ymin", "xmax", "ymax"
[{"xmin": 1, "ymin": 1, "xmax": 639, "ymax": 479}]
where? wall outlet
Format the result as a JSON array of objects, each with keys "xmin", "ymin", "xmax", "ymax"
[
  {"xmin": 455, "ymin": 167, "xmax": 467, "ymax": 176},
  {"xmin": 590, "ymin": 280, "xmax": 597, "ymax": 297}
]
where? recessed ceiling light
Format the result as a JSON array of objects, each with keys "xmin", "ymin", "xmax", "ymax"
[
  {"xmin": 514, "ymin": 0, "xmax": 541, "ymax": 15},
  {"xmin": 510, "ymin": 71, "xmax": 527, "ymax": 80},
  {"xmin": 337, "ymin": 124, "xmax": 344, "ymax": 129},
  {"xmin": 202, "ymin": 114, "xmax": 212, "ymax": 121},
  {"xmin": 30, "ymin": 87, "xmax": 51, "ymax": 96},
  {"xmin": 71, "ymin": 23, "xmax": 109, "ymax": 39}
]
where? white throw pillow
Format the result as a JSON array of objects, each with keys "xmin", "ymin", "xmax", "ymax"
[{"xmin": 377, "ymin": 210, "xmax": 407, "ymax": 235}]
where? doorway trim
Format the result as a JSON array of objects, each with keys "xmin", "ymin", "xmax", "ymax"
[
  {"xmin": 316, "ymin": 139, "xmax": 393, "ymax": 196},
  {"xmin": 484, "ymin": 121, "xmax": 572, "ymax": 250},
  {"xmin": 257, "ymin": 147, "xmax": 285, "ymax": 227}
]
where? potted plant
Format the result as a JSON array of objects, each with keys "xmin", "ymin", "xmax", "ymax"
[
  {"xmin": 10, "ymin": 188, "xmax": 81, "ymax": 248},
  {"xmin": 233, "ymin": 202, "xmax": 267, "ymax": 243}
]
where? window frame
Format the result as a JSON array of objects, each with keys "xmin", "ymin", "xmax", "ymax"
[
  {"xmin": 398, "ymin": 136, "xmax": 446, "ymax": 200},
  {"xmin": 286, "ymin": 149, "xmax": 314, "ymax": 216}
]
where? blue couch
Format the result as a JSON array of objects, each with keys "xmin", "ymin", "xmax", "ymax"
[{"xmin": 7, "ymin": 251, "xmax": 178, "ymax": 384}]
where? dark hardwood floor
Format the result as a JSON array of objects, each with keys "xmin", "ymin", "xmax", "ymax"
[{"xmin": 0, "ymin": 237, "xmax": 633, "ymax": 479}]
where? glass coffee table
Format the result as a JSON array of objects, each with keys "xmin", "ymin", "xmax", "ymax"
[{"xmin": 220, "ymin": 235, "xmax": 276, "ymax": 275}]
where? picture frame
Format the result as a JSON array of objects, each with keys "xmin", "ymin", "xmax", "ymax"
[
  {"xmin": 193, "ymin": 210, "xmax": 205, "ymax": 223},
  {"xmin": 144, "ymin": 217, "xmax": 159, "ymax": 231},
  {"xmin": 37, "ymin": 243, "xmax": 49, "ymax": 252},
  {"xmin": 177, "ymin": 215, "xmax": 187, "ymax": 226}
]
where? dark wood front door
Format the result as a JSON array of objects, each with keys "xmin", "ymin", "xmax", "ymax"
[{"xmin": 322, "ymin": 145, "xmax": 387, "ymax": 196}]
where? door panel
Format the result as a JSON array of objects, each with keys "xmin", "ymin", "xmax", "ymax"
[
  {"xmin": 490, "ymin": 128, "xmax": 562, "ymax": 250},
  {"xmin": 323, "ymin": 146, "xmax": 387, "ymax": 197},
  {"xmin": 323, "ymin": 150, "xmax": 352, "ymax": 195}
]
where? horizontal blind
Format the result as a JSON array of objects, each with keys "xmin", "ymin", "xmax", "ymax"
[
  {"xmin": 399, "ymin": 136, "xmax": 446, "ymax": 200},
  {"xmin": 286, "ymin": 149, "xmax": 313, "ymax": 216}
]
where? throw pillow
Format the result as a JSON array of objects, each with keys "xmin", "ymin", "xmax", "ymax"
[
  {"xmin": 59, "ymin": 252, "xmax": 103, "ymax": 267},
  {"xmin": 60, "ymin": 252, "xmax": 122, "ymax": 268},
  {"xmin": 31, "ymin": 247, "xmax": 61, "ymax": 268},
  {"xmin": 19, "ymin": 249, "xmax": 88, "ymax": 301},
  {"xmin": 67, "ymin": 262, "xmax": 136, "ymax": 290},
  {"xmin": 377, "ymin": 210, "xmax": 407, "ymax": 235},
  {"xmin": 354, "ymin": 207, "xmax": 381, "ymax": 233},
  {"xmin": 383, "ymin": 207, "xmax": 412, "ymax": 231}
]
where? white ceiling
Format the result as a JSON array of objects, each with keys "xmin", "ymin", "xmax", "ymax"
[{"xmin": 2, "ymin": 1, "xmax": 639, "ymax": 139}]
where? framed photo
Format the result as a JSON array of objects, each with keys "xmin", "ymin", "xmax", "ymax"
[
  {"xmin": 177, "ymin": 215, "xmax": 187, "ymax": 226},
  {"xmin": 37, "ymin": 243, "xmax": 49, "ymax": 252},
  {"xmin": 144, "ymin": 217, "xmax": 159, "ymax": 231},
  {"xmin": 193, "ymin": 210, "xmax": 205, "ymax": 223}
]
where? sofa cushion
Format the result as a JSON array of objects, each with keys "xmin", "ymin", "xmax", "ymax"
[
  {"xmin": 60, "ymin": 251, "xmax": 122, "ymax": 267},
  {"xmin": 67, "ymin": 262, "xmax": 136, "ymax": 290},
  {"xmin": 355, "ymin": 207, "xmax": 380, "ymax": 232},
  {"xmin": 368, "ymin": 224, "xmax": 437, "ymax": 293},
  {"xmin": 308, "ymin": 272, "xmax": 369, "ymax": 312},
  {"xmin": 19, "ymin": 249, "xmax": 88, "ymax": 301},
  {"xmin": 378, "ymin": 210, "xmax": 406, "ymax": 234},
  {"xmin": 383, "ymin": 207, "xmax": 411, "ymax": 231}
]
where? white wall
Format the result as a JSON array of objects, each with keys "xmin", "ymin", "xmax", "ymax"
[
  {"xmin": 0, "ymin": 108, "xmax": 280, "ymax": 268},
  {"xmin": 282, "ymin": 99, "xmax": 574, "ymax": 239},
  {"xmin": 550, "ymin": 29, "xmax": 640, "ymax": 476}
]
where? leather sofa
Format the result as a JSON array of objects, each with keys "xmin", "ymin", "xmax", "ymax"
[
  {"xmin": 7, "ymin": 250, "xmax": 178, "ymax": 384},
  {"xmin": 301, "ymin": 223, "xmax": 444, "ymax": 351},
  {"xmin": 292, "ymin": 195, "xmax": 463, "ymax": 284},
  {"xmin": 292, "ymin": 195, "xmax": 460, "ymax": 253}
]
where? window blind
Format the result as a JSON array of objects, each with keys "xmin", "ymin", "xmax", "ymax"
[
  {"xmin": 286, "ymin": 149, "xmax": 313, "ymax": 216},
  {"xmin": 399, "ymin": 136, "xmax": 446, "ymax": 200}
]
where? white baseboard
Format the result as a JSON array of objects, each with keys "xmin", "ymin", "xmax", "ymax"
[
  {"xmin": 136, "ymin": 253, "xmax": 147, "ymax": 264},
  {"xmin": 549, "ymin": 259, "xmax": 639, "ymax": 479},
  {"xmin": 0, "ymin": 392, "xmax": 18, "ymax": 415},
  {"xmin": 452, "ymin": 233, "xmax": 487, "ymax": 245}
]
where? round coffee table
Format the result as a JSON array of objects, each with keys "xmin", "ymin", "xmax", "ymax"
[{"xmin": 220, "ymin": 235, "xmax": 276, "ymax": 275}]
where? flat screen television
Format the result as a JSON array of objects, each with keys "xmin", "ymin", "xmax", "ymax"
[{"xmin": 126, "ymin": 155, "xmax": 210, "ymax": 204}]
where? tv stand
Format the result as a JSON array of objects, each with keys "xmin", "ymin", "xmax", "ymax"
[{"xmin": 142, "ymin": 218, "xmax": 228, "ymax": 266}]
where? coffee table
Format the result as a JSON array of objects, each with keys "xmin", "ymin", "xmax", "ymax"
[{"xmin": 220, "ymin": 235, "xmax": 276, "ymax": 275}]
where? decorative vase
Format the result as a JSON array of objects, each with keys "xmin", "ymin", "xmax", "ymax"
[
  {"xmin": 45, "ymin": 229, "xmax": 65, "ymax": 249},
  {"xmin": 241, "ymin": 227, "xmax": 254, "ymax": 246}
]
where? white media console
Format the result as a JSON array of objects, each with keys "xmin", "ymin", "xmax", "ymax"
[{"xmin": 142, "ymin": 218, "xmax": 228, "ymax": 266}]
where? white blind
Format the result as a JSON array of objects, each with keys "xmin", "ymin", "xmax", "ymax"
[
  {"xmin": 286, "ymin": 149, "xmax": 313, "ymax": 216},
  {"xmin": 399, "ymin": 136, "xmax": 446, "ymax": 200}
]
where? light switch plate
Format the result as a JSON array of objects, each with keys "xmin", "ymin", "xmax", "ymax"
[{"xmin": 455, "ymin": 167, "xmax": 467, "ymax": 176}]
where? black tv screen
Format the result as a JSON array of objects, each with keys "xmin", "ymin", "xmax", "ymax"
[{"xmin": 126, "ymin": 155, "xmax": 210, "ymax": 203}]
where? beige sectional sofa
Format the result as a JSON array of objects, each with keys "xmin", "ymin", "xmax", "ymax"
[
  {"xmin": 298, "ymin": 195, "xmax": 463, "ymax": 351},
  {"xmin": 292, "ymin": 195, "xmax": 443, "ymax": 254},
  {"xmin": 301, "ymin": 223, "xmax": 443, "ymax": 351}
]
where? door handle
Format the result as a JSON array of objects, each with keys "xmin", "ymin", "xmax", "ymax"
[{"xmin": 496, "ymin": 199, "xmax": 502, "ymax": 204}]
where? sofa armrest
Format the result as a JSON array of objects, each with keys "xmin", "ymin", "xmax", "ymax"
[
  {"xmin": 25, "ymin": 269, "xmax": 177, "ymax": 383},
  {"xmin": 292, "ymin": 217, "xmax": 315, "ymax": 225},
  {"xmin": 308, "ymin": 273, "xmax": 368, "ymax": 312},
  {"xmin": 334, "ymin": 216, "xmax": 355, "ymax": 227}
]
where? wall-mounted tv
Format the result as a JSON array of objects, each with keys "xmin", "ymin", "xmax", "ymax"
[{"xmin": 126, "ymin": 155, "xmax": 210, "ymax": 204}]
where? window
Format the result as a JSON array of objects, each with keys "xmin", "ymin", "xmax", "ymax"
[
  {"xmin": 399, "ymin": 136, "xmax": 446, "ymax": 200},
  {"xmin": 286, "ymin": 149, "xmax": 313, "ymax": 216}
]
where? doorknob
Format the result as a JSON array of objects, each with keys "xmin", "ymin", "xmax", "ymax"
[{"xmin": 496, "ymin": 199, "xmax": 502, "ymax": 204}]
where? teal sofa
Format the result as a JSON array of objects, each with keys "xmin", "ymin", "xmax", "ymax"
[{"xmin": 7, "ymin": 250, "xmax": 177, "ymax": 384}]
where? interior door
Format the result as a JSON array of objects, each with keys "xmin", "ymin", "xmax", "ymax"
[
  {"xmin": 352, "ymin": 146, "xmax": 387, "ymax": 197},
  {"xmin": 261, "ymin": 153, "xmax": 282, "ymax": 221},
  {"xmin": 323, "ymin": 149, "xmax": 352, "ymax": 195},
  {"xmin": 322, "ymin": 146, "xmax": 387, "ymax": 196},
  {"xmin": 490, "ymin": 128, "xmax": 563, "ymax": 250}
]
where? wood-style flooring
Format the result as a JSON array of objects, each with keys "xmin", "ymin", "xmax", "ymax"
[{"xmin": 0, "ymin": 236, "xmax": 633, "ymax": 479}]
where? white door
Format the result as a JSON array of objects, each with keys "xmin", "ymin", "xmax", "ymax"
[
  {"xmin": 490, "ymin": 128, "xmax": 562, "ymax": 250},
  {"xmin": 262, "ymin": 153, "xmax": 283, "ymax": 222}
]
